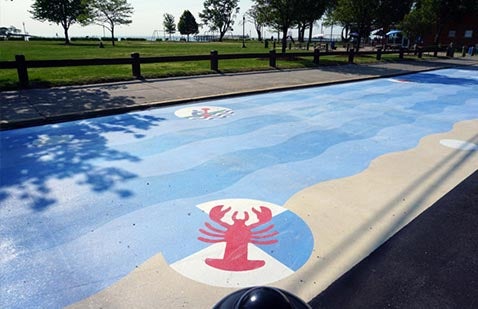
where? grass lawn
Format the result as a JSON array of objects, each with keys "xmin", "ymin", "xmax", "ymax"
[{"xmin": 0, "ymin": 39, "xmax": 424, "ymax": 90}]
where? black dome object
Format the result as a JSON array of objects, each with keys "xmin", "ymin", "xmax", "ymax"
[{"xmin": 213, "ymin": 286, "xmax": 311, "ymax": 309}]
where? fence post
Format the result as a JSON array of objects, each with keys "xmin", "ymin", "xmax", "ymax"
[
  {"xmin": 269, "ymin": 49, "xmax": 277, "ymax": 68},
  {"xmin": 210, "ymin": 50, "xmax": 219, "ymax": 71},
  {"xmin": 399, "ymin": 47, "xmax": 404, "ymax": 59},
  {"xmin": 15, "ymin": 55, "xmax": 29, "ymax": 88},
  {"xmin": 313, "ymin": 48, "xmax": 320, "ymax": 65},
  {"xmin": 348, "ymin": 48, "xmax": 354, "ymax": 64},
  {"xmin": 376, "ymin": 47, "xmax": 382, "ymax": 60},
  {"xmin": 446, "ymin": 44, "xmax": 455, "ymax": 57},
  {"xmin": 131, "ymin": 52, "xmax": 142, "ymax": 78}
]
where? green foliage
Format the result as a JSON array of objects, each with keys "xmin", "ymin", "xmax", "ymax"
[
  {"xmin": 253, "ymin": 0, "xmax": 332, "ymax": 49},
  {"xmin": 199, "ymin": 0, "xmax": 240, "ymax": 41},
  {"xmin": 331, "ymin": 0, "xmax": 394, "ymax": 50},
  {"xmin": 295, "ymin": 0, "xmax": 331, "ymax": 42},
  {"xmin": 122, "ymin": 37, "xmax": 146, "ymax": 41},
  {"xmin": 246, "ymin": 5, "xmax": 266, "ymax": 41},
  {"xmin": 178, "ymin": 10, "xmax": 199, "ymax": 41},
  {"xmin": 253, "ymin": 0, "xmax": 301, "ymax": 53},
  {"xmin": 82, "ymin": 0, "xmax": 133, "ymax": 46},
  {"xmin": 375, "ymin": 0, "xmax": 413, "ymax": 31},
  {"xmin": 29, "ymin": 37, "xmax": 66, "ymax": 41},
  {"xmin": 332, "ymin": 0, "xmax": 378, "ymax": 31},
  {"xmin": 401, "ymin": 1, "xmax": 434, "ymax": 42},
  {"xmin": 30, "ymin": 0, "xmax": 89, "ymax": 44},
  {"xmin": 163, "ymin": 13, "xmax": 176, "ymax": 39}
]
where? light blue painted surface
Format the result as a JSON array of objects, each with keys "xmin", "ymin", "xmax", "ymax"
[{"xmin": 1, "ymin": 68, "xmax": 477, "ymax": 308}]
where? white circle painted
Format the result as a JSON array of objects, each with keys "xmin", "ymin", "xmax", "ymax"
[
  {"xmin": 169, "ymin": 198, "xmax": 314, "ymax": 287},
  {"xmin": 440, "ymin": 139, "xmax": 478, "ymax": 151},
  {"xmin": 175, "ymin": 106, "xmax": 234, "ymax": 120}
]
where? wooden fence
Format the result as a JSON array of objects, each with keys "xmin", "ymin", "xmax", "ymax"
[{"xmin": 0, "ymin": 46, "xmax": 447, "ymax": 88}]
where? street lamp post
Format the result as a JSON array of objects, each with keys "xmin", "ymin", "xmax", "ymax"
[{"xmin": 242, "ymin": 15, "xmax": 246, "ymax": 48}]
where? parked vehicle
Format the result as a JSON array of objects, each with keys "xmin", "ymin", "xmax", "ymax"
[{"xmin": 385, "ymin": 30, "xmax": 409, "ymax": 49}]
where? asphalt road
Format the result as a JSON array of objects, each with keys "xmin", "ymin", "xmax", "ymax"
[{"xmin": 309, "ymin": 170, "xmax": 478, "ymax": 309}]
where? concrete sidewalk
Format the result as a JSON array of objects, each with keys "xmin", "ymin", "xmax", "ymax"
[{"xmin": 1, "ymin": 57, "xmax": 477, "ymax": 130}]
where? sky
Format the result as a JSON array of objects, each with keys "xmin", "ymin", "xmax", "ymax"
[
  {"xmin": 0, "ymin": 0, "xmax": 337, "ymax": 39},
  {"xmin": 0, "ymin": 0, "xmax": 258, "ymax": 38}
]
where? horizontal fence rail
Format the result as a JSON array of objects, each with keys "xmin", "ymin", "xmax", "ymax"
[{"xmin": 0, "ymin": 46, "xmax": 449, "ymax": 88}]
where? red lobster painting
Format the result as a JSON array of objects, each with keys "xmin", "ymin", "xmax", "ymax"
[{"xmin": 198, "ymin": 205, "xmax": 278, "ymax": 271}]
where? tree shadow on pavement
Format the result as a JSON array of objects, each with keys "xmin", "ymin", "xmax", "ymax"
[
  {"xmin": 0, "ymin": 85, "xmax": 147, "ymax": 127},
  {"xmin": 0, "ymin": 87, "xmax": 165, "ymax": 211},
  {"xmin": 316, "ymin": 58, "xmax": 478, "ymax": 78}
]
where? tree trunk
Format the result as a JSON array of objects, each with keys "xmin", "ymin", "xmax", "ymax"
[
  {"xmin": 299, "ymin": 25, "xmax": 306, "ymax": 43},
  {"xmin": 281, "ymin": 28, "xmax": 288, "ymax": 54},
  {"xmin": 62, "ymin": 24, "xmax": 70, "ymax": 45},
  {"xmin": 255, "ymin": 26, "xmax": 262, "ymax": 41},
  {"xmin": 219, "ymin": 23, "xmax": 229, "ymax": 42},
  {"xmin": 434, "ymin": 24, "xmax": 444, "ymax": 46},
  {"xmin": 111, "ymin": 24, "xmax": 115, "ymax": 46},
  {"xmin": 433, "ymin": 23, "xmax": 443, "ymax": 56},
  {"xmin": 308, "ymin": 21, "xmax": 313, "ymax": 43}
]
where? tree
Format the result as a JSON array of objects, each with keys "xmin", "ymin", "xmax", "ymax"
[
  {"xmin": 296, "ymin": 0, "xmax": 331, "ymax": 43},
  {"xmin": 330, "ymin": 0, "xmax": 379, "ymax": 51},
  {"xmin": 178, "ymin": 10, "xmax": 199, "ymax": 41},
  {"xmin": 163, "ymin": 13, "xmax": 176, "ymax": 40},
  {"xmin": 253, "ymin": 0, "xmax": 301, "ymax": 54},
  {"xmin": 30, "ymin": 0, "xmax": 88, "ymax": 44},
  {"xmin": 83, "ymin": 0, "xmax": 133, "ymax": 46},
  {"xmin": 375, "ymin": 0, "xmax": 413, "ymax": 33},
  {"xmin": 401, "ymin": 5, "xmax": 426, "ymax": 44},
  {"xmin": 199, "ymin": 0, "xmax": 240, "ymax": 42},
  {"xmin": 246, "ymin": 5, "xmax": 266, "ymax": 41}
]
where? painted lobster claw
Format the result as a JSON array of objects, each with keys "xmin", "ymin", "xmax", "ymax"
[
  {"xmin": 250, "ymin": 206, "xmax": 273, "ymax": 227},
  {"xmin": 209, "ymin": 205, "xmax": 231, "ymax": 224}
]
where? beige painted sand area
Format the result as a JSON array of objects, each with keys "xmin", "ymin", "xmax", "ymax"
[{"xmin": 71, "ymin": 119, "xmax": 478, "ymax": 309}]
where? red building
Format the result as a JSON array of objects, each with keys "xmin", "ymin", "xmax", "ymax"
[{"xmin": 423, "ymin": 13, "xmax": 478, "ymax": 48}]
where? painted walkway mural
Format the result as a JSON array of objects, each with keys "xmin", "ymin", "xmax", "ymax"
[{"xmin": 1, "ymin": 68, "xmax": 477, "ymax": 308}]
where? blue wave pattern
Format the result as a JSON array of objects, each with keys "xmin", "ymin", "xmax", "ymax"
[{"xmin": 1, "ymin": 68, "xmax": 477, "ymax": 308}]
